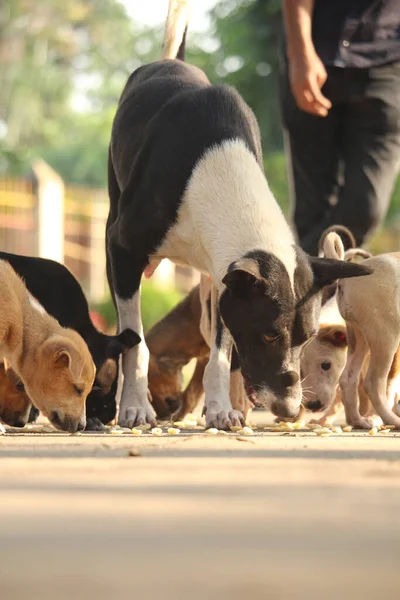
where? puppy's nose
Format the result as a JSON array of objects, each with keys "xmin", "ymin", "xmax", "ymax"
[
  {"xmin": 14, "ymin": 418, "xmax": 27, "ymax": 428},
  {"xmin": 271, "ymin": 402, "xmax": 298, "ymax": 419},
  {"xmin": 281, "ymin": 371, "xmax": 299, "ymax": 388},
  {"xmin": 77, "ymin": 420, "xmax": 85, "ymax": 432},
  {"xmin": 307, "ymin": 399, "xmax": 322, "ymax": 412}
]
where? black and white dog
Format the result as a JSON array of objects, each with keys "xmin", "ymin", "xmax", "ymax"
[{"xmin": 107, "ymin": 0, "xmax": 371, "ymax": 430}]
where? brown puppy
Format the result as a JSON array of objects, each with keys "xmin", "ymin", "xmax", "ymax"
[
  {"xmin": 0, "ymin": 363, "xmax": 31, "ymax": 427},
  {"xmin": 146, "ymin": 285, "xmax": 209, "ymax": 419},
  {"xmin": 0, "ymin": 260, "xmax": 95, "ymax": 432}
]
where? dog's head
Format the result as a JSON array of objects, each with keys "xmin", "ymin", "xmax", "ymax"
[
  {"xmin": 0, "ymin": 364, "xmax": 31, "ymax": 427},
  {"xmin": 219, "ymin": 248, "xmax": 371, "ymax": 419},
  {"xmin": 85, "ymin": 328, "xmax": 141, "ymax": 425},
  {"xmin": 301, "ymin": 324, "xmax": 347, "ymax": 413},
  {"xmin": 147, "ymin": 355, "xmax": 184, "ymax": 419},
  {"xmin": 24, "ymin": 330, "xmax": 96, "ymax": 433}
]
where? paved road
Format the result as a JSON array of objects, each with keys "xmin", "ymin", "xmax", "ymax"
[{"xmin": 1, "ymin": 428, "xmax": 400, "ymax": 599}]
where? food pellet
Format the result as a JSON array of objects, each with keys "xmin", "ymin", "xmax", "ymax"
[
  {"xmin": 332, "ymin": 426, "xmax": 342, "ymax": 434},
  {"xmin": 314, "ymin": 427, "xmax": 331, "ymax": 435},
  {"xmin": 308, "ymin": 423, "xmax": 323, "ymax": 430},
  {"xmin": 239, "ymin": 426, "xmax": 254, "ymax": 435},
  {"xmin": 229, "ymin": 425, "xmax": 243, "ymax": 432},
  {"xmin": 343, "ymin": 426, "xmax": 353, "ymax": 432},
  {"xmin": 167, "ymin": 427, "xmax": 180, "ymax": 435},
  {"xmin": 205, "ymin": 428, "xmax": 219, "ymax": 435},
  {"xmin": 379, "ymin": 428, "xmax": 390, "ymax": 434},
  {"xmin": 131, "ymin": 428, "xmax": 142, "ymax": 436},
  {"xmin": 184, "ymin": 418, "xmax": 198, "ymax": 427},
  {"xmin": 151, "ymin": 427, "xmax": 163, "ymax": 436},
  {"xmin": 137, "ymin": 424, "xmax": 152, "ymax": 431},
  {"xmin": 110, "ymin": 429, "xmax": 124, "ymax": 435},
  {"xmin": 173, "ymin": 421, "xmax": 185, "ymax": 428},
  {"xmin": 368, "ymin": 427, "xmax": 378, "ymax": 436}
]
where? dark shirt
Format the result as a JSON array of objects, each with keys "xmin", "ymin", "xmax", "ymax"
[{"xmin": 312, "ymin": 0, "xmax": 400, "ymax": 68}]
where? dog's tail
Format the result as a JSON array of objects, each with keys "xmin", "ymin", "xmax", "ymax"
[
  {"xmin": 323, "ymin": 232, "xmax": 346, "ymax": 261},
  {"xmin": 318, "ymin": 225, "xmax": 356, "ymax": 258},
  {"xmin": 162, "ymin": 0, "xmax": 190, "ymax": 60},
  {"xmin": 344, "ymin": 248, "xmax": 373, "ymax": 263}
]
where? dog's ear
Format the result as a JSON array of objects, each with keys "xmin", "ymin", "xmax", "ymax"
[
  {"xmin": 157, "ymin": 356, "xmax": 183, "ymax": 373},
  {"xmin": 222, "ymin": 259, "xmax": 266, "ymax": 297},
  {"xmin": 319, "ymin": 326, "xmax": 347, "ymax": 348},
  {"xmin": 106, "ymin": 328, "xmax": 141, "ymax": 359},
  {"xmin": 309, "ymin": 256, "xmax": 373, "ymax": 289}
]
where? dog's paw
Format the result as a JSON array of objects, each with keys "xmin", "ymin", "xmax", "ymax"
[
  {"xmin": 85, "ymin": 418, "xmax": 107, "ymax": 432},
  {"xmin": 119, "ymin": 405, "xmax": 157, "ymax": 429},
  {"xmin": 205, "ymin": 409, "xmax": 245, "ymax": 431},
  {"xmin": 348, "ymin": 417, "xmax": 372, "ymax": 430}
]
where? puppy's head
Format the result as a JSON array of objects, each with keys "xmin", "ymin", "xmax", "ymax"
[
  {"xmin": 0, "ymin": 364, "xmax": 31, "ymax": 427},
  {"xmin": 24, "ymin": 331, "xmax": 96, "ymax": 433},
  {"xmin": 219, "ymin": 249, "xmax": 371, "ymax": 420},
  {"xmin": 301, "ymin": 324, "xmax": 347, "ymax": 413},
  {"xmin": 147, "ymin": 355, "xmax": 183, "ymax": 419}
]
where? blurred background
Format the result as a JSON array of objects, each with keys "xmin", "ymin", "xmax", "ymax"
[{"xmin": 1, "ymin": 0, "xmax": 400, "ymax": 333}]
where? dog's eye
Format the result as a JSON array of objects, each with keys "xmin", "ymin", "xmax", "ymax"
[
  {"xmin": 74, "ymin": 384, "xmax": 84, "ymax": 396},
  {"xmin": 321, "ymin": 361, "xmax": 331, "ymax": 371},
  {"xmin": 263, "ymin": 333, "xmax": 281, "ymax": 343}
]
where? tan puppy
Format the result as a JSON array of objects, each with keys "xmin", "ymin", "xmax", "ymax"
[
  {"xmin": 0, "ymin": 260, "xmax": 95, "ymax": 432},
  {"xmin": 146, "ymin": 285, "xmax": 209, "ymax": 419},
  {"xmin": 324, "ymin": 233, "xmax": 400, "ymax": 429},
  {"xmin": 0, "ymin": 363, "xmax": 31, "ymax": 427},
  {"xmin": 300, "ymin": 293, "xmax": 348, "ymax": 416}
]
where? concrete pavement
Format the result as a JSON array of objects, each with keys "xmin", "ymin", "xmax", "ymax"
[{"xmin": 1, "ymin": 426, "xmax": 400, "ymax": 599}]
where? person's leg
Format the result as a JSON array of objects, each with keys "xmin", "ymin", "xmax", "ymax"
[
  {"xmin": 279, "ymin": 63, "xmax": 341, "ymax": 253},
  {"xmin": 301, "ymin": 63, "xmax": 400, "ymax": 251}
]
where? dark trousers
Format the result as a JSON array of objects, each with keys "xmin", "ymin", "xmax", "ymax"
[{"xmin": 280, "ymin": 62, "xmax": 400, "ymax": 255}]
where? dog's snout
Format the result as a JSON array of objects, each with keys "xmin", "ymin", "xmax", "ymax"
[
  {"xmin": 281, "ymin": 371, "xmax": 299, "ymax": 388},
  {"xmin": 307, "ymin": 399, "xmax": 323, "ymax": 412},
  {"xmin": 14, "ymin": 418, "xmax": 27, "ymax": 428},
  {"xmin": 50, "ymin": 409, "xmax": 63, "ymax": 429},
  {"xmin": 50, "ymin": 409, "xmax": 81, "ymax": 433}
]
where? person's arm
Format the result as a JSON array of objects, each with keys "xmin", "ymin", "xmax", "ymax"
[{"xmin": 282, "ymin": 0, "xmax": 331, "ymax": 117}]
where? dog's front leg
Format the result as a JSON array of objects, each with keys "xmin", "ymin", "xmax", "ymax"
[
  {"xmin": 203, "ymin": 283, "xmax": 245, "ymax": 430},
  {"xmin": 108, "ymin": 232, "xmax": 157, "ymax": 429}
]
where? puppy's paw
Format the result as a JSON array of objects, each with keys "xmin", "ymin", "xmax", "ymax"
[
  {"xmin": 205, "ymin": 409, "xmax": 245, "ymax": 431},
  {"xmin": 85, "ymin": 418, "xmax": 107, "ymax": 432},
  {"xmin": 348, "ymin": 417, "xmax": 372, "ymax": 430},
  {"xmin": 119, "ymin": 405, "xmax": 157, "ymax": 429}
]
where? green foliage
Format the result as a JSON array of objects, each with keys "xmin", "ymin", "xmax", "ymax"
[{"xmin": 94, "ymin": 281, "xmax": 182, "ymax": 334}]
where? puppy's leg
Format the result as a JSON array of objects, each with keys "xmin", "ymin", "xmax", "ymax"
[
  {"xmin": 387, "ymin": 346, "xmax": 400, "ymax": 410},
  {"xmin": 339, "ymin": 323, "xmax": 371, "ymax": 429},
  {"xmin": 202, "ymin": 281, "xmax": 244, "ymax": 430},
  {"xmin": 174, "ymin": 357, "xmax": 207, "ymax": 420},
  {"xmin": 310, "ymin": 386, "xmax": 343, "ymax": 427},
  {"xmin": 107, "ymin": 232, "xmax": 156, "ymax": 429},
  {"xmin": 230, "ymin": 369, "xmax": 251, "ymax": 421},
  {"xmin": 364, "ymin": 337, "xmax": 400, "ymax": 429}
]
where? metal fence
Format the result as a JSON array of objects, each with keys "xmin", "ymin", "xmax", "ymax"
[{"xmin": 0, "ymin": 167, "xmax": 198, "ymax": 303}]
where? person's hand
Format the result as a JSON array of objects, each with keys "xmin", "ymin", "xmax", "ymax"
[{"xmin": 288, "ymin": 51, "xmax": 332, "ymax": 117}]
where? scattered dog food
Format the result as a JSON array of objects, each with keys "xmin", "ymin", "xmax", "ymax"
[
  {"xmin": 151, "ymin": 427, "xmax": 163, "ymax": 436},
  {"xmin": 167, "ymin": 427, "xmax": 180, "ymax": 435}
]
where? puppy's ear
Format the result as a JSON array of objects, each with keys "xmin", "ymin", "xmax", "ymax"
[
  {"xmin": 222, "ymin": 260, "xmax": 266, "ymax": 298},
  {"xmin": 106, "ymin": 328, "xmax": 141, "ymax": 359},
  {"xmin": 157, "ymin": 356, "xmax": 183, "ymax": 373},
  {"xmin": 319, "ymin": 326, "xmax": 347, "ymax": 348},
  {"xmin": 309, "ymin": 256, "xmax": 372, "ymax": 289}
]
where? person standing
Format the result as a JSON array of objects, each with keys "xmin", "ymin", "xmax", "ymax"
[{"xmin": 281, "ymin": 0, "xmax": 400, "ymax": 255}]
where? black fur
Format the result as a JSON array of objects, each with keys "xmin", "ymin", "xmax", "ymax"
[
  {"xmin": 106, "ymin": 60, "xmax": 263, "ymax": 301},
  {"xmin": 0, "ymin": 252, "xmax": 139, "ymax": 428}
]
